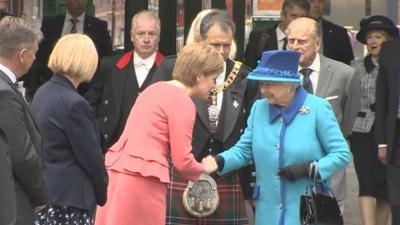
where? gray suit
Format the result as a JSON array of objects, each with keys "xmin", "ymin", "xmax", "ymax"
[
  {"xmin": 0, "ymin": 70, "xmax": 47, "ymax": 224},
  {"xmin": 314, "ymin": 55, "xmax": 354, "ymax": 202}
]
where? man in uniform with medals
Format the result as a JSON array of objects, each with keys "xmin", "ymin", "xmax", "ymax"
[{"xmin": 155, "ymin": 9, "xmax": 259, "ymax": 225}]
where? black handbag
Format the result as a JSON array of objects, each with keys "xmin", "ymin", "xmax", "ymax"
[{"xmin": 299, "ymin": 164, "xmax": 344, "ymax": 225}]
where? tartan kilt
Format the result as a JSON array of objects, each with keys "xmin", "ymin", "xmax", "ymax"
[{"xmin": 166, "ymin": 166, "xmax": 249, "ymax": 225}]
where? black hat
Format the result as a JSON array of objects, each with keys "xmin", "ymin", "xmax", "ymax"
[{"xmin": 356, "ymin": 15, "xmax": 399, "ymax": 44}]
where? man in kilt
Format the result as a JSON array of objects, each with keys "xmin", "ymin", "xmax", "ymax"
[{"xmin": 155, "ymin": 10, "xmax": 259, "ymax": 224}]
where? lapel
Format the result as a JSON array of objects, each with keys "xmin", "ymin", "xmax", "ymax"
[
  {"xmin": 262, "ymin": 26, "xmax": 279, "ymax": 51},
  {"xmin": 222, "ymin": 59, "xmax": 247, "ymax": 141},
  {"xmin": 269, "ymin": 25, "xmax": 279, "ymax": 50},
  {"xmin": 0, "ymin": 70, "xmax": 20, "ymax": 97},
  {"xmin": 0, "ymin": 70, "xmax": 40, "ymax": 130},
  {"xmin": 315, "ymin": 55, "xmax": 334, "ymax": 97},
  {"xmin": 0, "ymin": 70, "xmax": 13, "ymax": 86},
  {"xmin": 141, "ymin": 64, "xmax": 157, "ymax": 89},
  {"xmin": 83, "ymin": 15, "xmax": 94, "ymax": 34},
  {"xmin": 112, "ymin": 53, "xmax": 136, "ymax": 114},
  {"xmin": 52, "ymin": 15, "xmax": 65, "ymax": 38}
]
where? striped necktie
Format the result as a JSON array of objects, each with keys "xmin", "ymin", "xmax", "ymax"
[{"xmin": 70, "ymin": 18, "xmax": 78, "ymax": 33}]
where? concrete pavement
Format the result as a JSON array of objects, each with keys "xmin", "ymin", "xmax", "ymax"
[{"xmin": 344, "ymin": 161, "xmax": 362, "ymax": 225}]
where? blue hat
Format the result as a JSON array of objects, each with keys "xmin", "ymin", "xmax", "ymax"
[{"xmin": 247, "ymin": 50, "xmax": 301, "ymax": 83}]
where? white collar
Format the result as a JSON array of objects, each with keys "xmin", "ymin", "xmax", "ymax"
[
  {"xmin": 275, "ymin": 25, "xmax": 286, "ymax": 41},
  {"xmin": 0, "ymin": 64, "xmax": 17, "ymax": 83},
  {"xmin": 133, "ymin": 52, "xmax": 157, "ymax": 69},
  {"xmin": 299, "ymin": 53, "xmax": 320, "ymax": 73}
]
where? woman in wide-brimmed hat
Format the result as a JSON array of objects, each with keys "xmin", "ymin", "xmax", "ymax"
[
  {"xmin": 203, "ymin": 50, "xmax": 352, "ymax": 225},
  {"xmin": 348, "ymin": 15, "xmax": 399, "ymax": 225}
]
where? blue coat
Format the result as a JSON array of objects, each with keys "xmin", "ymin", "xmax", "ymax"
[
  {"xmin": 219, "ymin": 87, "xmax": 352, "ymax": 225},
  {"xmin": 30, "ymin": 74, "xmax": 108, "ymax": 211}
]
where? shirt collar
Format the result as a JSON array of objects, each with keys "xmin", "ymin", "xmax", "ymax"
[
  {"xmin": 133, "ymin": 51, "xmax": 157, "ymax": 69},
  {"xmin": 299, "ymin": 53, "xmax": 320, "ymax": 73},
  {"xmin": 269, "ymin": 86, "xmax": 308, "ymax": 124},
  {"xmin": 65, "ymin": 11, "xmax": 85, "ymax": 22},
  {"xmin": 276, "ymin": 25, "xmax": 286, "ymax": 41},
  {"xmin": 0, "ymin": 64, "xmax": 17, "ymax": 83}
]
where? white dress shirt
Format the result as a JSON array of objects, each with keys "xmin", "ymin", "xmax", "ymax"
[
  {"xmin": 61, "ymin": 12, "xmax": 85, "ymax": 36},
  {"xmin": 299, "ymin": 53, "xmax": 321, "ymax": 94},
  {"xmin": 133, "ymin": 52, "xmax": 156, "ymax": 87},
  {"xmin": 215, "ymin": 63, "xmax": 227, "ymax": 113}
]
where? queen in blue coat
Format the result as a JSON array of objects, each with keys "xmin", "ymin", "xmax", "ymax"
[{"xmin": 205, "ymin": 50, "xmax": 352, "ymax": 225}]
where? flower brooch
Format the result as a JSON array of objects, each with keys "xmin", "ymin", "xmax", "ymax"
[{"xmin": 299, "ymin": 106, "xmax": 310, "ymax": 114}]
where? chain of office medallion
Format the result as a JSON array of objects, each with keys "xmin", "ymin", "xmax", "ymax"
[{"xmin": 210, "ymin": 61, "xmax": 242, "ymax": 105}]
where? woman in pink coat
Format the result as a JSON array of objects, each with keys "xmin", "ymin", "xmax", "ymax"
[{"xmin": 95, "ymin": 43, "xmax": 223, "ymax": 225}]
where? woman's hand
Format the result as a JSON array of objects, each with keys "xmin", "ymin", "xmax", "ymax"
[
  {"xmin": 278, "ymin": 162, "xmax": 310, "ymax": 181},
  {"xmin": 202, "ymin": 155, "xmax": 219, "ymax": 174}
]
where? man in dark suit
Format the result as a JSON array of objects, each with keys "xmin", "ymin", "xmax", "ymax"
[
  {"xmin": 244, "ymin": 0, "xmax": 309, "ymax": 69},
  {"xmin": 156, "ymin": 10, "xmax": 259, "ymax": 225},
  {"xmin": 0, "ymin": 16, "xmax": 47, "ymax": 225},
  {"xmin": 287, "ymin": 17, "xmax": 354, "ymax": 211},
  {"xmin": 375, "ymin": 37, "xmax": 400, "ymax": 225},
  {"xmin": 308, "ymin": 0, "xmax": 354, "ymax": 65},
  {"xmin": 24, "ymin": 0, "xmax": 112, "ymax": 100},
  {"xmin": 0, "ymin": 128, "xmax": 16, "ymax": 225},
  {"xmin": 85, "ymin": 10, "xmax": 163, "ymax": 149}
]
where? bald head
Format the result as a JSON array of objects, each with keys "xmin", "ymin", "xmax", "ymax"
[{"xmin": 286, "ymin": 17, "xmax": 321, "ymax": 67}]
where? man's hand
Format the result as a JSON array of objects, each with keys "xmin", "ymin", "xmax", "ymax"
[
  {"xmin": 378, "ymin": 146, "xmax": 387, "ymax": 165},
  {"xmin": 278, "ymin": 162, "xmax": 310, "ymax": 181},
  {"xmin": 202, "ymin": 155, "xmax": 219, "ymax": 174}
]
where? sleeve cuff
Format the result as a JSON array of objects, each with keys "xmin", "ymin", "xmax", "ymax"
[{"xmin": 214, "ymin": 155, "xmax": 225, "ymax": 171}]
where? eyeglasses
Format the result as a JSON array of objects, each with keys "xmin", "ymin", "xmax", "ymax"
[{"xmin": 133, "ymin": 31, "xmax": 159, "ymax": 40}]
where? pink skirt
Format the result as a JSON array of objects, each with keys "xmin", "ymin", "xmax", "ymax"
[{"xmin": 94, "ymin": 170, "xmax": 167, "ymax": 225}]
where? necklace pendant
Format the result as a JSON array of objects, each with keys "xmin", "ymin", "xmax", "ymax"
[{"xmin": 208, "ymin": 105, "xmax": 219, "ymax": 122}]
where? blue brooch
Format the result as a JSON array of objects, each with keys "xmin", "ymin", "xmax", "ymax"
[{"xmin": 299, "ymin": 106, "xmax": 310, "ymax": 114}]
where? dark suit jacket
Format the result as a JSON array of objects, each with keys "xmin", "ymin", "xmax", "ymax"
[
  {"xmin": 244, "ymin": 26, "xmax": 278, "ymax": 69},
  {"xmin": 0, "ymin": 71, "xmax": 47, "ymax": 224},
  {"xmin": 376, "ymin": 37, "xmax": 400, "ymax": 161},
  {"xmin": 30, "ymin": 74, "xmax": 108, "ymax": 210},
  {"xmin": 85, "ymin": 50, "xmax": 164, "ymax": 149},
  {"xmin": 24, "ymin": 14, "xmax": 113, "ymax": 99},
  {"xmin": 375, "ymin": 37, "xmax": 400, "ymax": 205},
  {"xmin": 154, "ymin": 56, "xmax": 259, "ymax": 199},
  {"xmin": 0, "ymin": 128, "xmax": 16, "ymax": 225},
  {"xmin": 321, "ymin": 18, "xmax": 354, "ymax": 65}
]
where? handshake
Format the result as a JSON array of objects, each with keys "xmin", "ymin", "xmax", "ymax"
[{"xmin": 201, "ymin": 155, "xmax": 220, "ymax": 174}]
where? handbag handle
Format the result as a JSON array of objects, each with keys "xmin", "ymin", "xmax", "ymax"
[{"xmin": 311, "ymin": 162, "xmax": 336, "ymax": 197}]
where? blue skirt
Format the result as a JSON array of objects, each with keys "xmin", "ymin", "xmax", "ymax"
[{"xmin": 35, "ymin": 204, "xmax": 93, "ymax": 225}]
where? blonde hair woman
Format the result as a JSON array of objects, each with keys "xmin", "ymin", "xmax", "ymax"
[{"xmin": 30, "ymin": 34, "xmax": 108, "ymax": 225}]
